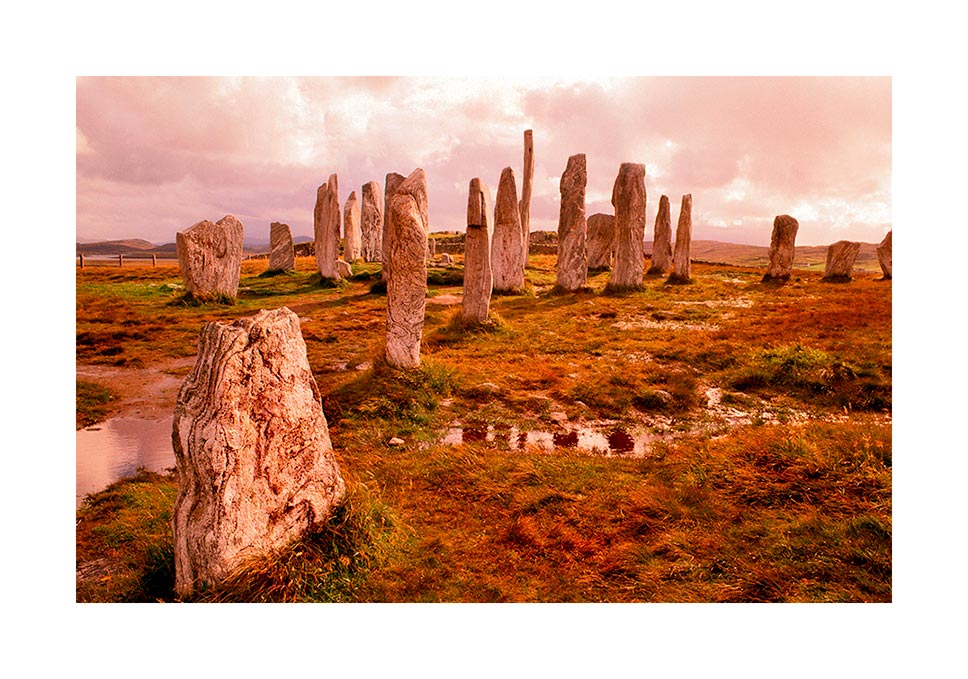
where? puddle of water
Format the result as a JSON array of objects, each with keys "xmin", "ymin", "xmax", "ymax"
[
  {"xmin": 76, "ymin": 416, "xmax": 175, "ymax": 507},
  {"xmin": 440, "ymin": 422, "xmax": 658, "ymax": 457}
]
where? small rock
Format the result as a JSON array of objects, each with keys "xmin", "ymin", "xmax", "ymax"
[
  {"xmin": 387, "ymin": 437, "xmax": 405, "ymax": 446},
  {"xmin": 354, "ymin": 361, "xmax": 372, "ymax": 372},
  {"xmin": 550, "ymin": 411, "xmax": 568, "ymax": 422}
]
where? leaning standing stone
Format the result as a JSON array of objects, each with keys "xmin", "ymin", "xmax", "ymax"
[
  {"xmin": 176, "ymin": 214, "xmax": 245, "ymax": 300},
  {"xmin": 823, "ymin": 240, "xmax": 861, "ymax": 281},
  {"xmin": 519, "ymin": 129, "xmax": 534, "ymax": 266},
  {"xmin": 385, "ymin": 169, "xmax": 429, "ymax": 368},
  {"xmin": 361, "ymin": 181, "xmax": 384, "ymax": 262},
  {"xmin": 668, "ymin": 194, "xmax": 693, "ymax": 284},
  {"xmin": 555, "ymin": 153, "xmax": 588, "ymax": 291},
  {"xmin": 343, "ymin": 190, "xmax": 362, "ymax": 262},
  {"xmin": 267, "ymin": 222, "xmax": 295, "ymax": 273},
  {"xmin": 172, "ymin": 307, "xmax": 346, "ymax": 598},
  {"xmin": 762, "ymin": 214, "xmax": 799, "ymax": 282},
  {"xmin": 314, "ymin": 174, "xmax": 341, "ymax": 281},
  {"xmin": 491, "ymin": 167, "xmax": 525, "ymax": 293},
  {"xmin": 877, "ymin": 230, "xmax": 892, "ymax": 279},
  {"xmin": 586, "ymin": 213, "xmax": 616, "ymax": 271},
  {"xmin": 462, "ymin": 178, "xmax": 494, "ymax": 324},
  {"xmin": 647, "ymin": 195, "xmax": 673, "ymax": 276},
  {"xmin": 382, "ymin": 172, "xmax": 406, "ymax": 281},
  {"xmin": 607, "ymin": 163, "xmax": 646, "ymax": 291}
]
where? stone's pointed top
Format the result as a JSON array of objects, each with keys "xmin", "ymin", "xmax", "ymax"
[
  {"xmin": 496, "ymin": 167, "xmax": 520, "ymax": 219},
  {"xmin": 347, "ymin": 190, "xmax": 358, "ymax": 202},
  {"xmin": 328, "ymin": 173, "xmax": 338, "ymax": 192},
  {"xmin": 659, "ymin": 194, "xmax": 670, "ymax": 207},
  {"xmin": 398, "ymin": 167, "xmax": 427, "ymax": 192},
  {"xmin": 467, "ymin": 178, "xmax": 492, "ymax": 228}
]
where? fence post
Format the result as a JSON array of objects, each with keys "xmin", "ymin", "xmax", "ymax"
[
  {"xmin": 152, "ymin": 254, "xmax": 157, "ymax": 267},
  {"xmin": 79, "ymin": 253, "xmax": 84, "ymax": 268},
  {"xmin": 118, "ymin": 253, "xmax": 124, "ymax": 267}
]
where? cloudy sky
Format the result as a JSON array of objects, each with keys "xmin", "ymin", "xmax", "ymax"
[{"xmin": 76, "ymin": 76, "xmax": 890, "ymax": 247}]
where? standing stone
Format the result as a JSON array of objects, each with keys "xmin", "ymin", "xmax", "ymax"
[
  {"xmin": 382, "ymin": 172, "xmax": 406, "ymax": 281},
  {"xmin": 267, "ymin": 222, "xmax": 295, "ymax": 273},
  {"xmin": 385, "ymin": 169, "xmax": 429, "ymax": 368},
  {"xmin": 337, "ymin": 259, "xmax": 353, "ymax": 278},
  {"xmin": 361, "ymin": 181, "xmax": 384, "ymax": 262},
  {"xmin": 314, "ymin": 174, "xmax": 341, "ymax": 281},
  {"xmin": 343, "ymin": 191, "xmax": 362, "ymax": 262},
  {"xmin": 762, "ymin": 214, "xmax": 799, "ymax": 282},
  {"xmin": 172, "ymin": 307, "xmax": 345, "ymax": 597},
  {"xmin": 877, "ymin": 230, "xmax": 892, "ymax": 279},
  {"xmin": 586, "ymin": 213, "xmax": 616, "ymax": 271},
  {"xmin": 176, "ymin": 214, "xmax": 245, "ymax": 299},
  {"xmin": 439, "ymin": 253, "xmax": 454, "ymax": 266},
  {"xmin": 647, "ymin": 195, "xmax": 673, "ymax": 276},
  {"xmin": 607, "ymin": 163, "xmax": 646, "ymax": 291},
  {"xmin": 668, "ymin": 194, "xmax": 693, "ymax": 284},
  {"xmin": 491, "ymin": 167, "xmax": 525, "ymax": 293},
  {"xmin": 463, "ymin": 178, "xmax": 494, "ymax": 324},
  {"xmin": 555, "ymin": 153, "xmax": 588, "ymax": 291},
  {"xmin": 429, "ymin": 238, "xmax": 437, "ymax": 257},
  {"xmin": 823, "ymin": 240, "xmax": 861, "ymax": 281},
  {"xmin": 519, "ymin": 129, "xmax": 534, "ymax": 266}
]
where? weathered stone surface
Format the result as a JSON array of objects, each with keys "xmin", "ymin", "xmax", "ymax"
[
  {"xmin": 647, "ymin": 195, "xmax": 673, "ymax": 276},
  {"xmin": 608, "ymin": 163, "xmax": 646, "ymax": 291},
  {"xmin": 668, "ymin": 194, "xmax": 693, "ymax": 284},
  {"xmin": 491, "ymin": 167, "xmax": 525, "ymax": 293},
  {"xmin": 343, "ymin": 190, "xmax": 362, "ymax": 262},
  {"xmin": 385, "ymin": 169, "xmax": 429, "ymax": 368},
  {"xmin": 268, "ymin": 222, "xmax": 295, "ymax": 273},
  {"xmin": 382, "ymin": 172, "xmax": 406, "ymax": 281},
  {"xmin": 172, "ymin": 307, "xmax": 345, "ymax": 597},
  {"xmin": 361, "ymin": 181, "xmax": 384, "ymax": 263},
  {"xmin": 429, "ymin": 238, "xmax": 437, "ymax": 257},
  {"xmin": 519, "ymin": 129, "xmax": 534, "ymax": 265},
  {"xmin": 762, "ymin": 214, "xmax": 799, "ymax": 282},
  {"xmin": 823, "ymin": 240, "xmax": 861, "ymax": 281},
  {"xmin": 586, "ymin": 213, "xmax": 616, "ymax": 271},
  {"xmin": 462, "ymin": 178, "xmax": 493, "ymax": 324},
  {"xmin": 314, "ymin": 174, "xmax": 341, "ymax": 280},
  {"xmin": 337, "ymin": 259, "xmax": 353, "ymax": 277},
  {"xmin": 556, "ymin": 153, "xmax": 588, "ymax": 291},
  {"xmin": 176, "ymin": 214, "xmax": 245, "ymax": 299},
  {"xmin": 877, "ymin": 230, "xmax": 892, "ymax": 279},
  {"xmin": 440, "ymin": 253, "xmax": 454, "ymax": 265}
]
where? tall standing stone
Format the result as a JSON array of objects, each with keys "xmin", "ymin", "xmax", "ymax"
[
  {"xmin": 176, "ymin": 214, "xmax": 245, "ymax": 299},
  {"xmin": 762, "ymin": 214, "xmax": 799, "ymax": 282},
  {"xmin": 491, "ymin": 167, "xmax": 525, "ymax": 293},
  {"xmin": 314, "ymin": 174, "xmax": 341, "ymax": 281},
  {"xmin": 668, "ymin": 194, "xmax": 693, "ymax": 284},
  {"xmin": 360, "ymin": 180, "xmax": 384, "ymax": 262},
  {"xmin": 877, "ymin": 230, "xmax": 892, "ymax": 279},
  {"xmin": 607, "ymin": 163, "xmax": 646, "ymax": 292},
  {"xmin": 647, "ymin": 195, "xmax": 673, "ymax": 276},
  {"xmin": 385, "ymin": 169, "xmax": 429, "ymax": 368},
  {"xmin": 172, "ymin": 307, "xmax": 345, "ymax": 597},
  {"xmin": 462, "ymin": 178, "xmax": 494, "ymax": 324},
  {"xmin": 519, "ymin": 129, "xmax": 534, "ymax": 267},
  {"xmin": 555, "ymin": 153, "xmax": 588, "ymax": 291},
  {"xmin": 586, "ymin": 213, "xmax": 616, "ymax": 271},
  {"xmin": 268, "ymin": 221, "xmax": 295, "ymax": 273},
  {"xmin": 382, "ymin": 172, "xmax": 406, "ymax": 282},
  {"xmin": 823, "ymin": 240, "xmax": 861, "ymax": 281},
  {"xmin": 343, "ymin": 190, "xmax": 362, "ymax": 262}
]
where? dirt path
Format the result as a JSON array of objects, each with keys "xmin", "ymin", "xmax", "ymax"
[{"xmin": 77, "ymin": 357, "xmax": 196, "ymax": 421}]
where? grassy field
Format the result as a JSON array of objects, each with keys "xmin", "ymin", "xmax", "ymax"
[{"xmin": 75, "ymin": 253, "xmax": 891, "ymax": 602}]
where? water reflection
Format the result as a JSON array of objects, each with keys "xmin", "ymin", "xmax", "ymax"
[
  {"xmin": 440, "ymin": 422, "xmax": 658, "ymax": 457},
  {"xmin": 76, "ymin": 416, "xmax": 175, "ymax": 507}
]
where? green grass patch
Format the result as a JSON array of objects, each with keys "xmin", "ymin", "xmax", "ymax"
[{"xmin": 76, "ymin": 380, "xmax": 116, "ymax": 429}]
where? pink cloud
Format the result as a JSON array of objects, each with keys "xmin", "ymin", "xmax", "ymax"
[{"xmin": 76, "ymin": 77, "xmax": 890, "ymax": 246}]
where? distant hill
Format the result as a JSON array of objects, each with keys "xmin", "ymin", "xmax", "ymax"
[{"xmin": 76, "ymin": 239, "xmax": 157, "ymax": 255}]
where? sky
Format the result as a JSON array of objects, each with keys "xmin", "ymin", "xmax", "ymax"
[{"xmin": 76, "ymin": 76, "xmax": 891, "ymax": 247}]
